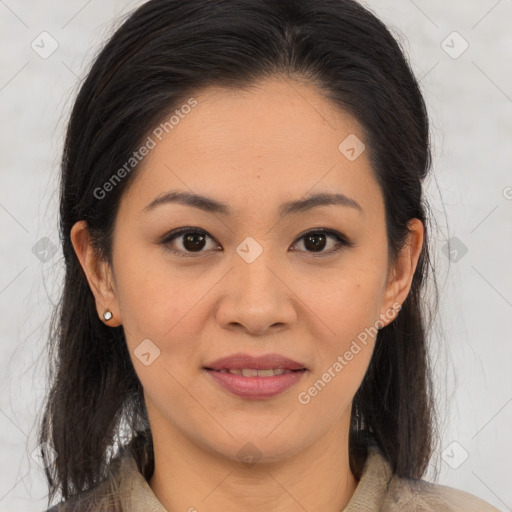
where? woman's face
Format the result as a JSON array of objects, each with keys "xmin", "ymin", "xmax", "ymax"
[{"xmin": 73, "ymin": 77, "xmax": 422, "ymax": 464}]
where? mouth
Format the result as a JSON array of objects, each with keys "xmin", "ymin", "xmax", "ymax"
[
  {"xmin": 203, "ymin": 352, "xmax": 308, "ymax": 372},
  {"xmin": 204, "ymin": 367, "xmax": 306, "ymax": 377},
  {"xmin": 202, "ymin": 352, "xmax": 308, "ymax": 399},
  {"xmin": 203, "ymin": 366, "xmax": 308, "ymax": 399}
]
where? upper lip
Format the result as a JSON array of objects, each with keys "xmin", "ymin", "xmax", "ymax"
[{"xmin": 204, "ymin": 352, "xmax": 307, "ymax": 371}]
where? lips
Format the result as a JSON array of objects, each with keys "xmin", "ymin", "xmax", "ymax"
[
  {"xmin": 203, "ymin": 352, "xmax": 307, "ymax": 372},
  {"xmin": 215, "ymin": 368, "xmax": 296, "ymax": 377},
  {"xmin": 203, "ymin": 352, "xmax": 308, "ymax": 399}
]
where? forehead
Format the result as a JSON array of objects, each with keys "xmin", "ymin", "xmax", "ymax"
[{"xmin": 118, "ymin": 77, "xmax": 383, "ymax": 221}]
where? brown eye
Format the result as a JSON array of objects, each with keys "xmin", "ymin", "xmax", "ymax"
[
  {"xmin": 181, "ymin": 232, "xmax": 207, "ymax": 252},
  {"xmin": 291, "ymin": 229, "xmax": 352, "ymax": 256},
  {"xmin": 161, "ymin": 228, "xmax": 219, "ymax": 256},
  {"xmin": 303, "ymin": 232, "xmax": 329, "ymax": 252},
  {"xmin": 161, "ymin": 227, "xmax": 353, "ymax": 258}
]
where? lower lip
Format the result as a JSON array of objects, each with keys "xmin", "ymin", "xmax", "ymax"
[{"xmin": 204, "ymin": 369, "xmax": 307, "ymax": 399}]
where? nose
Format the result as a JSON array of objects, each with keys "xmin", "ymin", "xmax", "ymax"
[{"xmin": 215, "ymin": 247, "xmax": 298, "ymax": 336}]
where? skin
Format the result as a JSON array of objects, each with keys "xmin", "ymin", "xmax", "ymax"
[{"xmin": 71, "ymin": 77, "xmax": 423, "ymax": 512}]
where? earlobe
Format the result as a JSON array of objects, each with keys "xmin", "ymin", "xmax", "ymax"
[
  {"xmin": 379, "ymin": 218, "xmax": 424, "ymax": 327},
  {"xmin": 70, "ymin": 220, "xmax": 122, "ymax": 326}
]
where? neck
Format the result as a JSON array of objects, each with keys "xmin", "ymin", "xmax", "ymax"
[{"xmin": 148, "ymin": 413, "xmax": 358, "ymax": 512}]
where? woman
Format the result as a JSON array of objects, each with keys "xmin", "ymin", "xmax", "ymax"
[{"xmin": 38, "ymin": 0, "xmax": 500, "ymax": 510}]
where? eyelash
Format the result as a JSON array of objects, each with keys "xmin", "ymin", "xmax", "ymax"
[{"xmin": 160, "ymin": 227, "xmax": 354, "ymax": 258}]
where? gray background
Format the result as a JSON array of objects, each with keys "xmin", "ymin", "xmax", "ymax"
[{"xmin": 1, "ymin": 0, "xmax": 511, "ymax": 510}]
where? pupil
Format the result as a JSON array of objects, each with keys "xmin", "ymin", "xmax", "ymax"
[
  {"xmin": 180, "ymin": 232, "xmax": 327, "ymax": 253},
  {"xmin": 305, "ymin": 233, "xmax": 326, "ymax": 252},
  {"xmin": 184, "ymin": 233, "xmax": 205, "ymax": 251}
]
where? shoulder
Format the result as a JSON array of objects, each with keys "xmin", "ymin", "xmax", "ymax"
[
  {"xmin": 39, "ymin": 493, "xmax": 110, "ymax": 512},
  {"xmin": 39, "ymin": 443, "xmax": 148, "ymax": 512},
  {"xmin": 40, "ymin": 488, "xmax": 121, "ymax": 512},
  {"xmin": 39, "ymin": 466, "xmax": 123, "ymax": 512},
  {"xmin": 348, "ymin": 445, "xmax": 501, "ymax": 512},
  {"xmin": 383, "ymin": 473, "xmax": 501, "ymax": 511}
]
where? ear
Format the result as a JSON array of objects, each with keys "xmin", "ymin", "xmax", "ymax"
[
  {"xmin": 70, "ymin": 220, "xmax": 122, "ymax": 327},
  {"xmin": 379, "ymin": 218, "xmax": 424, "ymax": 327}
]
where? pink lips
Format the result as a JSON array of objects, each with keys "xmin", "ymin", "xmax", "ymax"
[{"xmin": 203, "ymin": 352, "xmax": 308, "ymax": 399}]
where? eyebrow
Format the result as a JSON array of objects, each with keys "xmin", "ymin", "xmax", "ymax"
[{"xmin": 143, "ymin": 190, "xmax": 362, "ymax": 217}]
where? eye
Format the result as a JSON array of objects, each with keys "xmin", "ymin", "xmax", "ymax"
[
  {"xmin": 160, "ymin": 227, "xmax": 353, "ymax": 257},
  {"xmin": 290, "ymin": 229, "xmax": 354, "ymax": 256},
  {"xmin": 161, "ymin": 227, "xmax": 219, "ymax": 257}
]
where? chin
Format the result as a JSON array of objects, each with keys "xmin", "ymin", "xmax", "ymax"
[{"xmin": 207, "ymin": 431, "xmax": 305, "ymax": 466}]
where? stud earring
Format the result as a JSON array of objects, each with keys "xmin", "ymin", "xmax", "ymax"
[{"xmin": 103, "ymin": 310, "xmax": 113, "ymax": 321}]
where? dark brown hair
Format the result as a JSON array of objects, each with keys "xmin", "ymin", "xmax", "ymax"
[{"xmin": 39, "ymin": 0, "xmax": 438, "ymax": 509}]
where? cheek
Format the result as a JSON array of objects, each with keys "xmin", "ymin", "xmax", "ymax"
[
  {"xmin": 312, "ymin": 280, "xmax": 381, "ymax": 386},
  {"xmin": 305, "ymin": 247, "xmax": 387, "ymax": 395},
  {"xmin": 112, "ymin": 242, "xmax": 233, "ymax": 386},
  {"xmin": 111, "ymin": 240, "xmax": 189, "ymax": 344},
  {"xmin": 314, "ymin": 257, "xmax": 388, "ymax": 344},
  {"xmin": 297, "ymin": 276, "xmax": 382, "ymax": 413}
]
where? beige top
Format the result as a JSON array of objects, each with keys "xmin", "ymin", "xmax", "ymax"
[{"xmin": 44, "ymin": 445, "xmax": 501, "ymax": 511}]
